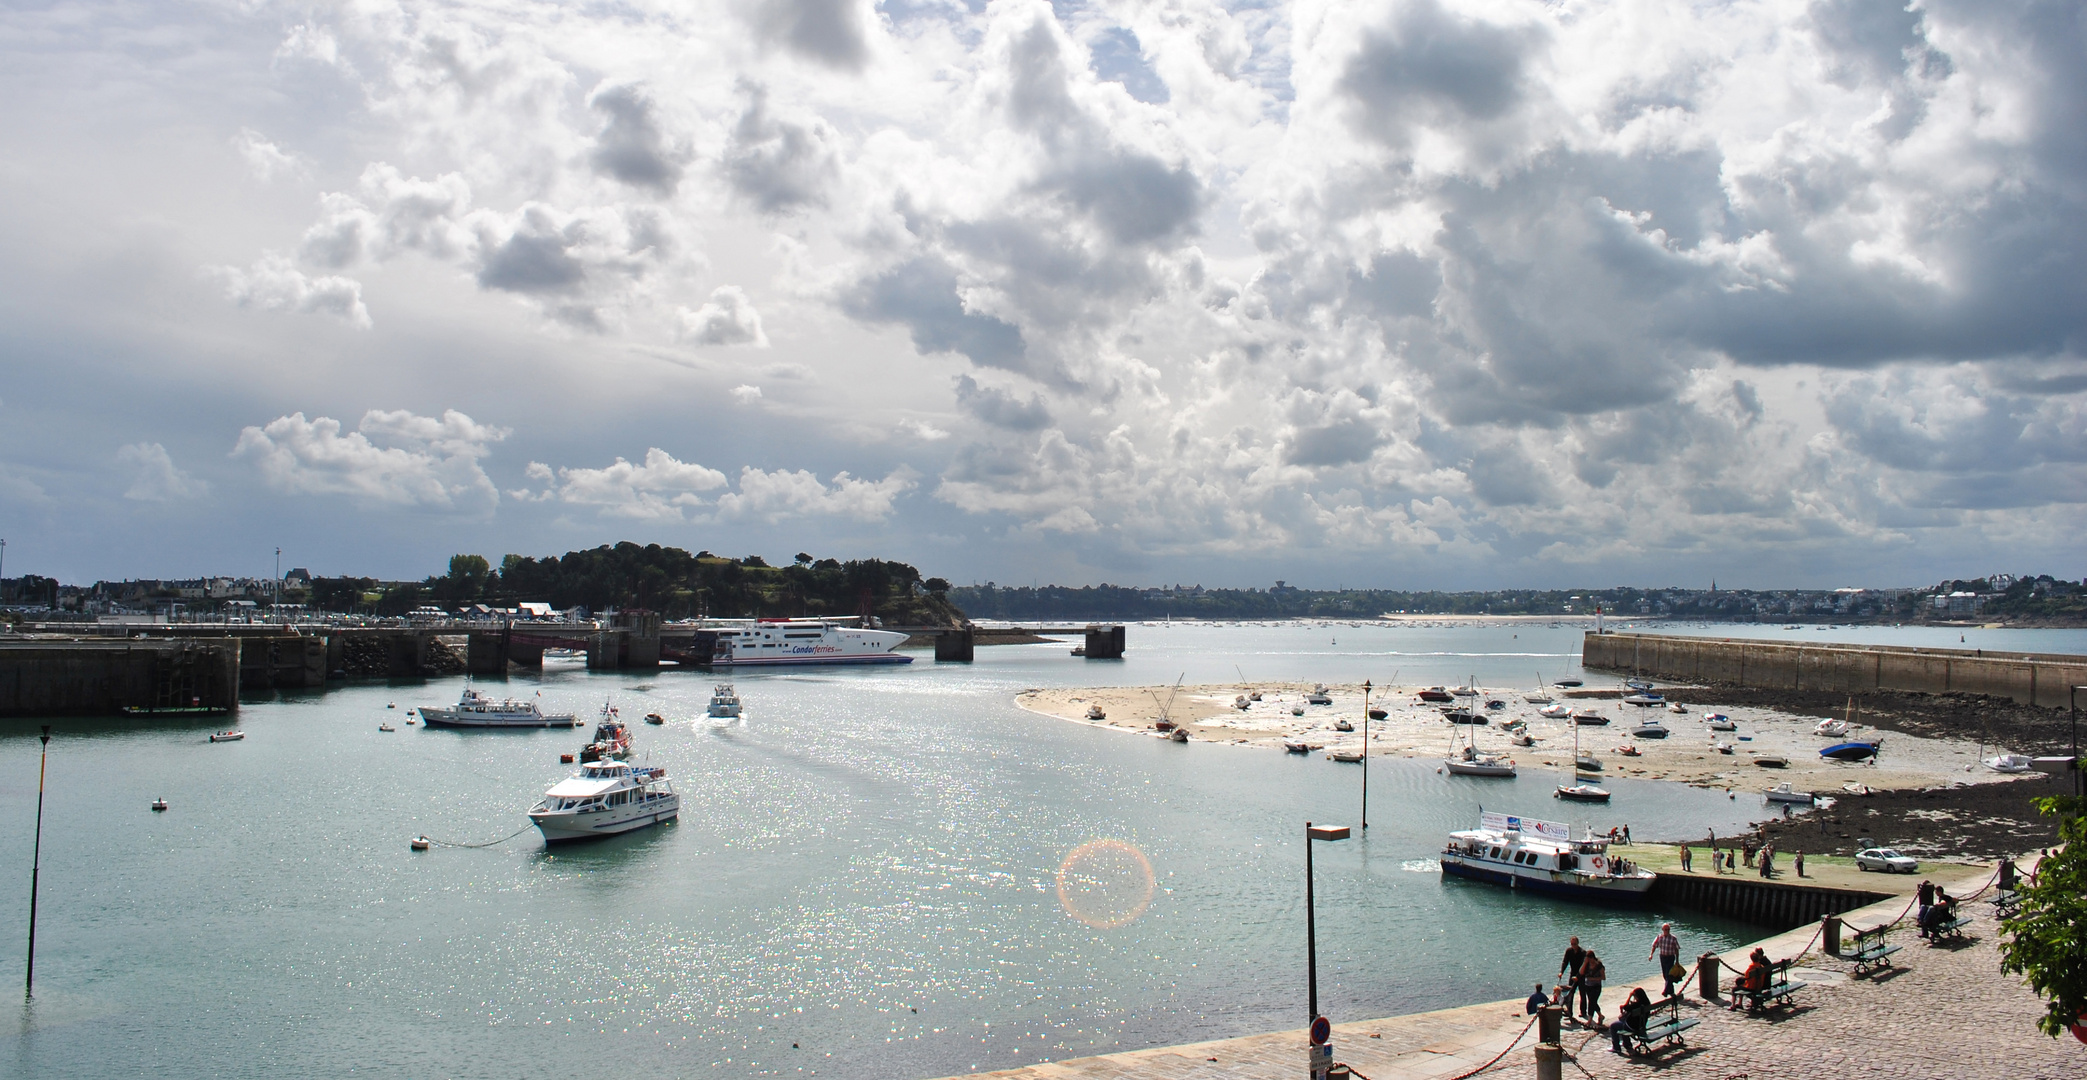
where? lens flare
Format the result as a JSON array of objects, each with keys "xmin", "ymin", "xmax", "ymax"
[{"xmin": 1055, "ymin": 839, "xmax": 1155, "ymax": 929}]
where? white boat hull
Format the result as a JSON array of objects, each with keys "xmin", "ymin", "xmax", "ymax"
[
  {"xmin": 530, "ymin": 794, "xmax": 680, "ymax": 842},
  {"xmin": 421, "ymin": 708, "xmax": 577, "ymax": 728},
  {"xmin": 1441, "ymin": 856, "xmax": 1652, "ymax": 901},
  {"xmin": 1445, "ymin": 759, "xmax": 1517, "ymax": 777}
]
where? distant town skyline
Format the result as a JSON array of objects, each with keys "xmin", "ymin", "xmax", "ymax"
[{"xmin": 2, "ymin": 0, "xmax": 2082, "ymax": 591}]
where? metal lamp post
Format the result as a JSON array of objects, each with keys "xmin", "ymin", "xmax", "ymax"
[
  {"xmin": 1360, "ymin": 680, "xmax": 1371, "ymax": 830},
  {"xmin": 2072, "ymin": 686, "xmax": 2083, "ymax": 801},
  {"xmin": 1305, "ymin": 821, "xmax": 1351, "ymax": 1078},
  {"xmin": 25, "ymin": 725, "xmax": 49, "ymax": 997}
]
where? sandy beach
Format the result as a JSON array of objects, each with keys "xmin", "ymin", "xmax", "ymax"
[{"xmin": 1015, "ymin": 680, "xmax": 2015, "ymax": 793}]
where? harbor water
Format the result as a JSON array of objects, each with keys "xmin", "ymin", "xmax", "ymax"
[{"xmin": 5, "ymin": 621, "xmax": 2060, "ymax": 1079}]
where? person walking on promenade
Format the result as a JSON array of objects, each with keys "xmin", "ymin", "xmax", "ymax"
[
  {"xmin": 1650, "ymin": 923, "xmax": 1682, "ymax": 998},
  {"xmin": 1622, "ymin": 823, "xmax": 1631, "ymax": 845},
  {"xmin": 1742, "ymin": 840, "xmax": 1756, "ymax": 868},
  {"xmin": 1560, "ymin": 937, "xmax": 1587, "ymax": 1020},
  {"xmin": 1759, "ymin": 843, "xmax": 1774, "ymax": 878},
  {"xmin": 1679, "ymin": 843, "xmax": 1692, "ymax": 872},
  {"xmin": 1579, "ymin": 950, "xmax": 1607, "ymax": 1026}
]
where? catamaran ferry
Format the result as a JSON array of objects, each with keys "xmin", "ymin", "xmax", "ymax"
[
  {"xmin": 708, "ymin": 618, "xmax": 912, "ymax": 668},
  {"xmin": 1440, "ymin": 811, "xmax": 1655, "ymax": 903}
]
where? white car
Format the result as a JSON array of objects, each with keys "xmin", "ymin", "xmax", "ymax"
[{"xmin": 1854, "ymin": 848, "xmax": 1918, "ymax": 873}]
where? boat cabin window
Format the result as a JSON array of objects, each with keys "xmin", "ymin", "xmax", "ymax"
[{"xmin": 1487, "ymin": 846, "xmax": 1503, "ymax": 859}]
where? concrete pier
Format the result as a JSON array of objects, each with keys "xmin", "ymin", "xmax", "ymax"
[
  {"xmin": 1, "ymin": 639, "xmax": 240, "ymax": 716},
  {"xmin": 1583, "ymin": 630, "xmax": 2087, "ymax": 709},
  {"xmin": 1084, "ymin": 624, "xmax": 1126, "ymax": 659},
  {"xmin": 935, "ymin": 628, "xmax": 975, "ymax": 662}
]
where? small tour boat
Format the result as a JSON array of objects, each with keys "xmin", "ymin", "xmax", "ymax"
[
  {"xmin": 1086, "ymin": 704, "xmax": 1107, "ymax": 721},
  {"xmin": 1307, "ymin": 685, "xmax": 1334, "ymax": 706},
  {"xmin": 1984, "ymin": 753, "xmax": 2033, "ymax": 773},
  {"xmin": 707, "ymin": 685, "xmax": 743, "ymax": 719},
  {"xmin": 1821, "ymin": 741, "xmax": 1882, "ymax": 763},
  {"xmin": 1571, "ymin": 710, "xmax": 1610, "ymax": 726},
  {"xmin": 420, "ymin": 687, "xmax": 578, "ymax": 728},
  {"xmin": 1539, "ymin": 703, "xmax": 1570, "ymax": 718},
  {"xmin": 529, "ymin": 759, "xmax": 679, "ymax": 843},
  {"xmin": 578, "ymin": 704, "xmax": 633, "ymax": 763},
  {"xmin": 1630, "ymin": 719, "xmax": 1670, "ymax": 739},
  {"xmin": 209, "ymin": 730, "xmax": 244, "ymax": 742},
  {"xmin": 1703, "ymin": 713, "xmax": 1737, "ymax": 731},
  {"xmin": 150, "ymin": 798, "xmax": 168, "ymax": 812},
  {"xmin": 1440, "ymin": 812, "xmax": 1651, "ymax": 901},
  {"xmin": 1765, "ymin": 782, "xmax": 1815, "ymax": 804}
]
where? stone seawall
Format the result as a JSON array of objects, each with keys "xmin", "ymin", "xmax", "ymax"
[{"xmin": 1583, "ymin": 631, "xmax": 2087, "ymax": 709}]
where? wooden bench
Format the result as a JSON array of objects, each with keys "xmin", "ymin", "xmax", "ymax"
[
  {"xmin": 1617, "ymin": 996, "xmax": 1700, "ymax": 1055},
  {"xmin": 1738, "ymin": 961, "xmax": 1807, "ymax": 1012},
  {"xmin": 1841, "ymin": 926, "xmax": 1901, "ymax": 974},
  {"xmin": 1923, "ymin": 915, "xmax": 1972, "ymax": 943}
]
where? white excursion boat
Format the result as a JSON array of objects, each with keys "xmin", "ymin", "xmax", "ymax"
[
  {"xmin": 708, "ymin": 618, "xmax": 912, "ymax": 668},
  {"xmin": 420, "ymin": 687, "xmax": 578, "ymax": 728},
  {"xmin": 707, "ymin": 685, "xmax": 743, "ymax": 719},
  {"xmin": 1441, "ymin": 812, "xmax": 1653, "ymax": 902},
  {"xmin": 1984, "ymin": 753, "xmax": 2034, "ymax": 773},
  {"xmin": 1765, "ymin": 782, "xmax": 1815, "ymax": 804},
  {"xmin": 529, "ymin": 759, "xmax": 679, "ymax": 843}
]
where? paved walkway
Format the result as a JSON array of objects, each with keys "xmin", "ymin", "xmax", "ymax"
[{"xmin": 931, "ymin": 861, "xmax": 2080, "ymax": 1080}]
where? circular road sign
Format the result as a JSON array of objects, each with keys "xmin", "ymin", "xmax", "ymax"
[{"xmin": 1309, "ymin": 1015, "xmax": 1332, "ymax": 1045}]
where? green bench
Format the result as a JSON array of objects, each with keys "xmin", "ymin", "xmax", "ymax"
[
  {"xmin": 1617, "ymin": 996, "xmax": 1699, "ymax": 1055},
  {"xmin": 1841, "ymin": 926, "xmax": 1900, "ymax": 975},
  {"xmin": 1923, "ymin": 915, "xmax": 1972, "ymax": 943},
  {"xmin": 1991, "ymin": 889, "xmax": 2020, "ymax": 919},
  {"xmin": 1738, "ymin": 961, "xmax": 1807, "ymax": 1012}
]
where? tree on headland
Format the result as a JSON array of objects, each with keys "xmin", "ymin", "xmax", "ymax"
[{"xmin": 1999, "ymin": 791, "xmax": 2087, "ymax": 1039}]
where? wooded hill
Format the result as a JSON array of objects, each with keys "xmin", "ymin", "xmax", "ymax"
[{"xmin": 309, "ymin": 543, "xmax": 967, "ymax": 625}]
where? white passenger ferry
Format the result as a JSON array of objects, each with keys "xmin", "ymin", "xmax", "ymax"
[
  {"xmin": 708, "ymin": 618, "xmax": 912, "ymax": 668},
  {"xmin": 419, "ymin": 687, "xmax": 578, "ymax": 728},
  {"xmin": 1440, "ymin": 812, "xmax": 1655, "ymax": 903},
  {"xmin": 528, "ymin": 760, "xmax": 679, "ymax": 843}
]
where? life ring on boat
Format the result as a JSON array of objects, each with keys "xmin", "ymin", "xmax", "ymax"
[{"xmin": 1590, "ymin": 854, "xmax": 1607, "ymax": 874}]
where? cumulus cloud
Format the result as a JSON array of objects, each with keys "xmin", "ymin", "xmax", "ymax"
[
  {"xmin": 511, "ymin": 448, "xmax": 728, "ymax": 520},
  {"xmin": 723, "ymin": 82, "xmax": 840, "ymax": 212},
  {"xmin": 750, "ymin": 0, "xmax": 871, "ymax": 70},
  {"xmin": 715, "ymin": 466, "xmax": 915, "ymax": 522},
  {"xmin": 232, "ymin": 409, "xmax": 507, "ymax": 509},
  {"xmin": 679, "ymin": 285, "xmax": 768, "ymax": 346},
  {"xmin": 953, "ymin": 374, "xmax": 1051, "ymax": 430},
  {"xmin": 233, "ymin": 128, "xmax": 303, "ymax": 181},
  {"xmin": 589, "ymin": 84, "xmax": 687, "ymax": 194},
  {"xmin": 117, "ymin": 443, "xmax": 207, "ymax": 501},
  {"xmin": 214, "ymin": 254, "xmax": 369, "ymax": 327}
]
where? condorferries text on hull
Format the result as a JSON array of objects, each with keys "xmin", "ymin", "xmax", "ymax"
[
  {"xmin": 707, "ymin": 618, "xmax": 913, "ymax": 668},
  {"xmin": 529, "ymin": 760, "xmax": 679, "ymax": 843},
  {"xmin": 419, "ymin": 687, "xmax": 578, "ymax": 728},
  {"xmin": 1440, "ymin": 812, "xmax": 1654, "ymax": 903}
]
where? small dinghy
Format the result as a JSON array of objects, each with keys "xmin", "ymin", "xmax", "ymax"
[
  {"xmin": 1666, "ymin": 701, "xmax": 1687, "ymax": 714},
  {"xmin": 1326, "ymin": 747, "xmax": 1363, "ymax": 763},
  {"xmin": 1334, "ymin": 718, "xmax": 1354, "ymax": 732},
  {"xmin": 1710, "ymin": 740, "xmax": 1734, "ymax": 755},
  {"xmin": 1813, "ymin": 718, "xmax": 1850, "ymax": 738},
  {"xmin": 644, "ymin": 713, "xmax": 665, "ymax": 725},
  {"xmin": 1703, "ymin": 713, "xmax": 1736, "ymax": 731},
  {"xmin": 1509, "ymin": 732, "xmax": 1536, "ymax": 747},
  {"xmin": 410, "ymin": 835, "xmax": 431, "ymax": 851},
  {"xmin": 1571, "ymin": 710, "xmax": 1609, "ymax": 726},
  {"xmin": 209, "ymin": 730, "xmax": 244, "ymax": 742},
  {"xmin": 1575, "ymin": 752, "xmax": 1602, "ymax": 772},
  {"xmin": 1553, "ymin": 678, "xmax": 1583, "ymax": 688},
  {"xmin": 1086, "ymin": 704, "xmax": 1107, "ymax": 721},
  {"xmin": 1234, "ymin": 695, "xmax": 1251, "ymax": 711},
  {"xmin": 150, "ymin": 798, "xmax": 168, "ymax": 812},
  {"xmin": 1539, "ymin": 703, "xmax": 1570, "ymax": 718},
  {"xmin": 1630, "ymin": 720, "xmax": 1670, "ymax": 739},
  {"xmin": 1169, "ymin": 727, "xmax": 1189, "ymax": 743},
  {"xmin": 1821, "ymin": 741, "xmax": 1881, "ymax": 763},
  {"xmin": 378, "ymin": 722, "xmax": 395, "ymax": 732}
]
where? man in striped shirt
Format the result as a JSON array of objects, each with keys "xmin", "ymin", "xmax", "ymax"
[{"xmin": 1649, "ymin": 924, "xmax": 1682, "ymax": 998}]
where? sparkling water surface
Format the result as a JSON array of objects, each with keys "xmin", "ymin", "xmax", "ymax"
[{"xmin": 6, "ymin": 621, "xmax": 2073, "ymax": 1078}]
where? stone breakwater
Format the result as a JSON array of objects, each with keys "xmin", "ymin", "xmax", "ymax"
[{"xmin": 1584, "ymin": 631, "xmax": 2087, "ymax": 710}]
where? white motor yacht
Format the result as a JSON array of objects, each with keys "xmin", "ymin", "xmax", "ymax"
[
  {"xmin": 1765, "ymin": 782, "xmax": 1815, "ymax": 804},
  {"xmin": 529, "ymin": 760, "xmax": 679, "ymax": 843},
  {"xmin": 707, "ymin": 685, "xmax": 743, "ymax": 719},
  {"xmin": 421, "ymin": 687, "xmax": 578, "ymax": 728}
]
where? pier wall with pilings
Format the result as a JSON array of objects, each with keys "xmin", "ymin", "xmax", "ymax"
[
  {"xmin": 1584, "ymin": 631, "xmax": 2087, "ymax": 710},
  {"xmin": 1650, "ymin": 873, "xmax": 1889, "ymax": 930},
  {"xmin": 0, "ymin": 639, "xmax": 242, "ymax": 716}
]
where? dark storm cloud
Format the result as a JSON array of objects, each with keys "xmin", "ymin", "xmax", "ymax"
[
  {"xmin": 954, "ymin": 374, "xmax": 1053, "ymax": 430},
  {"xmin": 843, "ymin": 257, "xmax": 1027, "ymax": 368},
  {"xmin": 724, "ymin": 83, "xmax": 839, "ymax": 212},
  {"xmin": 589, "ymin": 85, "xmax": 686, "ymax": 194},
  {"xmin": 754, "ymin": 0, "xmax": 869, "ymax": 71},
  {"xmin": 1465, "ymin": 441, "xmax": 1548, "ymax": 506},
  {"xmin": 1284, "ymin": 418, "xmax": 1382, "ymax": 466},
  {"xmin": 1339, "ymin": 0, "xmax": 1542, "ymax": 142}
]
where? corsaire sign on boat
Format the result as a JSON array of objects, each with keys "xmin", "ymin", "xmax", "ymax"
[{"xmin": 1480, "ymin": 811, "xmax": 1571, "ymax": 841}]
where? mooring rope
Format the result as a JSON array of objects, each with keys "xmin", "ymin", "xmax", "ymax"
[{"xmin": 418, "ymin": 825, "xmax": 535, "ymax": 849}]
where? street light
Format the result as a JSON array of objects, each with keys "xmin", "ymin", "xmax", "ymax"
[
  {"xmin": 25, "ymin": 725, "xmax": 49, "ymax": 998},
  {"xmin": 1360, "ymin": 680, "xmax": 1371, "ymax": 830},
  {"xmin": 1305, "ymin": 820, "xmax": 1350, "ymax": 1078},
  {"xmin": 2072, "ymin": 686, "xmax": 2083, "ymax": 801}
]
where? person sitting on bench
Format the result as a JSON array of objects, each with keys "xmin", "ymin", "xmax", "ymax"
[
  {"xmin": 1729, "ymin": 949, "xmax": 1771, "ymax": 1009},
  {"xmin": 1920, "ymin": 891, "xmax": 1957, "ymax": 937},
  {"xmin": 1609, "ymin": 987, "xmax": 1653, "ymax": 1053}
]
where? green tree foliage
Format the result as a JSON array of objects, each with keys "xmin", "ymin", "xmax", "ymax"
[
  {"xmin": 2000, "ymin": 792, "xmax": 2087, "ymax": 1038},
  {"xmin": 442, "ymin": 554, "xmax": 492, "ymax": 602},
  {"xmin": 481, "ymin": 542, "xmax": 964, "ymax": 624},
  {"xmin": 308, "ymin": 576, "xmax": 377, "ymax": 613}
]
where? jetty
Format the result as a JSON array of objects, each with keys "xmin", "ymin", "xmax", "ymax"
[{"xmin": 1583, "ymin": 630, "xmax": 2087, "ymax": 709}]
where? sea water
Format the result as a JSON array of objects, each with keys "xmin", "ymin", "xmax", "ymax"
[{"xmin": 5, "ymin": 621, "xmax": 2061, "ymax": 1079}]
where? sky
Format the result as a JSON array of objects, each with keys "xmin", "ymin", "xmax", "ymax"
[{"xmin": 0, "ymin": 0, "xmax": 2082, "ymax": 591}]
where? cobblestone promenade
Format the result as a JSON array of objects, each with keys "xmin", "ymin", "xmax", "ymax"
[{"xmin": 936, "ymin": 864, "xmax": 2080, "ymax": 1080}]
